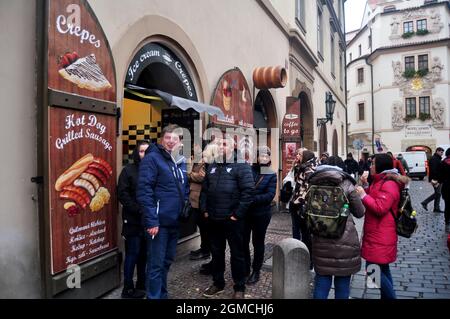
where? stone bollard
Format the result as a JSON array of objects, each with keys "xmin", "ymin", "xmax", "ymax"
[{"xmin": 272, "ymin": 238, "xmax": 311, "ymax": 299}]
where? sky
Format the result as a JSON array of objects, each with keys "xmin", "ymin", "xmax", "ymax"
[{"xmin": 345, "ymin": 0, "xmax": 367, "ymax": 32}]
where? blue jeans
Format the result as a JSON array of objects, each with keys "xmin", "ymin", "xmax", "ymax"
[
  {"xmin": 123, "ymin": 235, "xmax": 146, "ymax": 290},
  {"xmin": 366, "ymin": 262, "xmax": 397, "ymax": 299},
  {"xmin": 313, "ymin": 274, "xmax": 351, "ymax": 299},
  {"xmin": 145, "ymin": 227, "xmax": 179, "ymax": 299}
]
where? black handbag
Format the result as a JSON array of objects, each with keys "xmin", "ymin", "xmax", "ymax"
[{"xmin": 280, "ymin": 182, "xmax": 293, "ymax": 203}]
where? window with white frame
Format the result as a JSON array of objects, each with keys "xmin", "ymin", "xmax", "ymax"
[{"xmin": 357, "ymin": 68, "xmax": 364, "ymax": 84}]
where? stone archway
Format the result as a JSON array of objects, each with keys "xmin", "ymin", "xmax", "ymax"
[
  {"xmin": 254, "ymin": 90, "xmax": 278, "ymax": 149},
  {"xmin": 319, "ymin": 125, "xmax": 328, "ymax": 155},
  {"xmin": 292, "ymin": 80, "xmax": 314, "ymax": 151},
  {"xmin": 332, "ymin": 129, "xmax": 338, "ymax": 156}
]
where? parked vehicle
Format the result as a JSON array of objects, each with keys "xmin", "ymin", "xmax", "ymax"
[{"xmin": 401, "ymin": 151, "xmax": 428, "ymax": 180}]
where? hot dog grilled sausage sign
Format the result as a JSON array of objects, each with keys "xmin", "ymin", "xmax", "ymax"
[{"xmin": 49, "ymin": 107, "xmax": 117, "ymax": 274}]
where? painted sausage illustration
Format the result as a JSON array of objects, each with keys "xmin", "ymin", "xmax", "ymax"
[
  {"xmin": 80, "ymin": 172, "xmax": 100, "ymax": 190},
  {"xmin": 62, "ymin": 185, "xmax": 91, "ymax": 204},
  {"xmin": 93, "ymin": 157, "xmax": 113, "ymax": 176},
  {"xmin": 88, "ymin": 162, "xmax": 111, "ymax": 178},
  {"xmin": 85, "ymin": 168, "xmax": 107, "ymax": 185},
  {"xmin": 73, "ymin": 178, "xmax": 95, "ymax": 197},
  {"xmin": 60, "ymin": 190, "xmax": 87, "ymax": 208}
]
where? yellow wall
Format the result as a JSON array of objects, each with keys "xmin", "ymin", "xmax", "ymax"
[{"xmin": 122, "ymin": 98, "xmax": 151, "ymax": 128}]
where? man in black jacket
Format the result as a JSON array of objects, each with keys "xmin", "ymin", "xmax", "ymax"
[
  {"xmin": 421, "ymin": 147, "xmax": 444, "ymax": 213},
  {"xmin": 344, "ymin": 153, "xmax": 359, "ymax": 177},
  {"xmin": 118, "ymin": 140, "xmax": 150, "ymax": 298},
  {"xmin": 200, "ymin": 136, "xmax": 254, "ymax": 299}
]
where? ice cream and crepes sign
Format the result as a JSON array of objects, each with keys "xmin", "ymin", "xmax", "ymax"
[
  {"xmin": 49, "ymin": 107, "xmax": 117, "ymax": 274},
  {"xmin": 47, "ymin": 0, "xmax": 116, "ymax": 102}
]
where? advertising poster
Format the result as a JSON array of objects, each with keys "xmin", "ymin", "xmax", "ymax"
[
  {"xmin": 49, "ymin": 107, "xmax": 117, "ymax": 274},
  {"xmin": 281, "ymin": 97, "xmax": 301, "ymax": 179},
  {"xmin": 211, "ymin": 68, "xmax": 253, "ymax": 128},
  {"xmin": 48, "ymin": 0, "xmax": 116, "ymax": 102}
]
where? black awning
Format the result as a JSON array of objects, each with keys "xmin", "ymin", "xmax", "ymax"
[{"xmin": 125, "ymin": 84, "xmax": 225, "ymax": 120}]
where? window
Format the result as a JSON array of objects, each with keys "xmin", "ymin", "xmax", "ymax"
[
  {"xmin": 405, "ymin": 98, "xmax": 416, "ymax": 117},
  {"xmin": 419, "ymin": 97, "xmax": 430, "ymax": 115},
  {"xmin": 358, "ymin": 44, "xmax": 362, "ymax": 57},
  {"xmin": 383, "ymin": 5, "xmax": 396, "ymax": 12},
  {"xmin": 317, "ymin": 6, "xmax": 323, "ymax": 56},
  {"xmin": 358, "ymin": 103, "xmax": 365, "ymax": 121},
  {"xmin": 357, "ymin": 68, "xmax": 364, "ymax": 84},
  {"xmin": 418, "ymin": 54, "xmax": 428, "ymax": 71},
  {"xmin": 417, "ymin": 19, "xmax": 427, "ymax": 31},
  {"xmin": 349, "ymin": 53, "xmax": 352, "ymax": 62},
  {"xmin": 405, "ymin": 56, "xmax": 415, "ymax": 71},
  {"xmin": 331, "ymin": 33, "xmax": 335, "ymax": 75},
  {"xmin": 403, "ymin": 21, "xmax": 414, "ymax": 34},
  {"xmin": 368, "ymin": 34, "xmax": 372, "ymax": 49},
  {"xmin": 339, "ymin": 51, "xmax": 344, "ymax": 90},
  {"xmin": 296, "ymin": 0, "xmax": 306, "ymax": 30}
]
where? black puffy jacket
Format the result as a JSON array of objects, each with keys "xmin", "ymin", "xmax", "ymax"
[
  {"xmin": 248, "ymin": 165, "xmax": 277, "ymax": 216},
  {"xmin": 429, "ymin": 153, "xmax": 442, "ymax": 182},
  {"xmin": 200, "ymin": 159, "xmax": 254, "ymax": 221},
  {"xmin": 118, "ymin": 145, "xmax": 154, "ymax": 237}
]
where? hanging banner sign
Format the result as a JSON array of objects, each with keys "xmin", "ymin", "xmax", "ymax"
[{"xmin": 281, "ymin": 97, "xmax": 301, "ymax": 179}]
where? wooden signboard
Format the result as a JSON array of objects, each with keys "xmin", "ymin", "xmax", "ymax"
[
  {"xmin": 211, "ymin": 68, "xmax": 253, "ymax": 128},
  {"xmin": 48, "ymin": 0, "xmax": 116, "ymax": 102},
  {"xmin": 46, "ymin": 0, "xmax": 117, "ymax": 275},
  {"xmin": 49, "ymin": 107, "xmax": 117, "ymax": 274},
  {"xmin": 281, "ymin": 97, "xmax": 301, "ymax": 179}
]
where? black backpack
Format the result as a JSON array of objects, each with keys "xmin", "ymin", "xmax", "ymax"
[{"xmin": 393, "ymin": 188, "xmax": 418, "ymax": 238}]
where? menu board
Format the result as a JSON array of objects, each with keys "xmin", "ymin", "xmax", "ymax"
[
  {"xmin": 281, "ymin": 97, "xmax": 301, "ymax": 179},
  {"xmin": 211, "ymin": 68, "xmax": 253, "ymax": 128},
  {"xmin": 49, "ymin": 107, "xmax": 117, "ymax": 274},
  {"xmin": 48, "ymin": 0, "xmax": 116, "ymax": 102}
]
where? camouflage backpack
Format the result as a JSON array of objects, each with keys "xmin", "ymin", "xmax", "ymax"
[{"xmin": 304, "ymin": 184, "xmax": 350, "ymax": 239}]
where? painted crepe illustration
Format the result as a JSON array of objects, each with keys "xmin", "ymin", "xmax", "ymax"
[
  {"xmin": 58, "ymin": 52, "xmax": 112, "ymax": 92},
  {"xmin": 55, "ymin": 153, "xmax": 112, "ymax": 217}
]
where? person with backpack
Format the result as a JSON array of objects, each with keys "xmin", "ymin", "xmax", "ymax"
[
  {"xmin": 437, "ymin": 148, "xmax": 450, "ymax": 233},
  {"xmin": 289, "ymin": 149, "xmax": 317, "ymax": 268},
  {"xmin": 307, "ymin": 156, "xmax": 365, "ymax": 299},
  {"xmin": 243, "ymin": 146, "xmax": 277, "ymax": 285},
  {"xmin": 355, "ymin": 153, "xmax": 410, "ymax": 299}
]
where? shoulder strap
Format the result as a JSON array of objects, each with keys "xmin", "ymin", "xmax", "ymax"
[
  {"xmin": 255, "ymin": 175, "xmax": 265, "ymax": 188},
  {"xmin": 163, "ymin": 159, "xmax": 185, "ymax": 207}
]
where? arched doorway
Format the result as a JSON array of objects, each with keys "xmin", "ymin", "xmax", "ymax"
[
  {"xmin": 332, "ymin": 129, "xmax": 338, "ymax": 156},
  {"xmin": 319, "ymin": 125, "xmax": 328, "ymax": 155},
  {"xmin": 299, "ymin": 92, "xmax": 313, "ymax": 150},
  {"xmin": 123, "ymin": 41, "xmax": 199, "ymax": 239},
  {"xmin": 254, "ymin": 90, "xmax": 277, "ymax": 149}
]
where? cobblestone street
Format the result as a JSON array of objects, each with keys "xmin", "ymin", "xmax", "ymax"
[{"xmin": 103, "ymin": 180, "xmax": 450, "ymax": 299}]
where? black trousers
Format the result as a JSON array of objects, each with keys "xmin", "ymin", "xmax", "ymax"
[
  {"xmin": 423, "ymin": 184, "xmax": 442, "ymax": 211},
  {"xmin": 244, "ymin": 212, "xmax": 271, "ymax": 274},
  {"xmin": 193, "ymin": 208, "xmax": 211, "ymax": 253},
  {"xmin": 209, "ymin": 218, "xmax": 246, "ymax": 292},
  {"xmin": 289, "ymin": 203, "xmax": 313, "ymax": 265}
]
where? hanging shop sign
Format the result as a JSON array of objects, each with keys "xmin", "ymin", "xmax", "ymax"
[
  {"xmin": 48, "ymin": 0, "xmax": 116, "ymax": 102},
  {"xmin": 46, "ymin": 0, "xmax": 118, "ymax": 275},
  {"xmin": 125, "ymin": 43, "xmax": 197, "ymax": 101},
  {"xmin": 281, "ymin": 97, "xmax": 301, "ymax": 179},
  {"xmin": 211, "ymin": 68, "xmax": 253, "ymax": 128},
  {"xmin": 49, "ymin": 108, "xmax": 117, "ymax": 274}
]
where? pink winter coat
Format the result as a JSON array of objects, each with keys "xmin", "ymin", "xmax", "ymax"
[{"xmin": 361, "ymin": 172, "xmax": 409, "ymax": 264}]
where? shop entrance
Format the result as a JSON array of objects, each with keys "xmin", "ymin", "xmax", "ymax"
[
  {"xmin": 254, "ymin": 90, "xmax": 277, "ymax": 149},
  {"xmin": 123, "ymin": 42, "xmax": 200, "ymax": 239}
]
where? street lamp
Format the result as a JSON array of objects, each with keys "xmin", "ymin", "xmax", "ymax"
[{"xmin": 317, "ymin": 92, "xmax": 336, "ymax": 127}]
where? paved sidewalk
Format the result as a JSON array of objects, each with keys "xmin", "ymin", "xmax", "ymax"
[{"xmin": 103, "ymin": 180, "xmax": 450, "ymax": 299}]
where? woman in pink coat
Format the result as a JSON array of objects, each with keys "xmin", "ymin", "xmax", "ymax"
[{"xmin": 356, "ymin": 153, "xmax": 410, "ymax": 299}]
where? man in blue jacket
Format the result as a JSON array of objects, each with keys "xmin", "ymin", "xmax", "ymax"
[
  {"xmin": 137, "ymin": 124, "xmax": 189, "ymax": 299},
  {"xmin": 200, "ymin": 136, "xmax": 255, "ymax": 299}
]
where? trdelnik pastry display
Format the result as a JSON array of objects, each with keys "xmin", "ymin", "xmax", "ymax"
[{"xmin": 55, "ymin": 153, "xmax": 112, "ymax": 216}]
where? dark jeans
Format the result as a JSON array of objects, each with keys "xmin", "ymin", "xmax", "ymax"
[
  {"xmin": 193, "ymin": 208, "xmax": 211, "ymax": 253},
  {"xmin": 366, "ymin": 262, "xmax": 397, "ymax": 299},
  {"xmin": 145, "ymin": 227, "xmax": 179, "ymax": 299},
  {"xmin": 209, "ymin": 218, "xmax": 246, "ymax": 292},
  {"xmin": 123, "ymin": 235, "xmax": 147, "ymax": 290},
  {"xmin": 313, "ymin": 274, "xmax": 351, "ymax": 299},
  {"xmin": 423, "ymin": 184, "xmax": 442, "ymax": 211},
  {"xmin": 290, "ymin": 204, "xmax": 312, "ymax": 264},
  {"xmin": 244, "ymin": 212, "xmax": 272, "ymax": 275}
]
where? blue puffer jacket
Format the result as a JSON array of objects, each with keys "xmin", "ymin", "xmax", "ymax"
[
  {"xmin": 137, "ymin": 144, "xmax": 189, "ymax": 229},
  {"xmin": 248, "ymin": 165, "xmax": 277, "ymax": 216}
]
